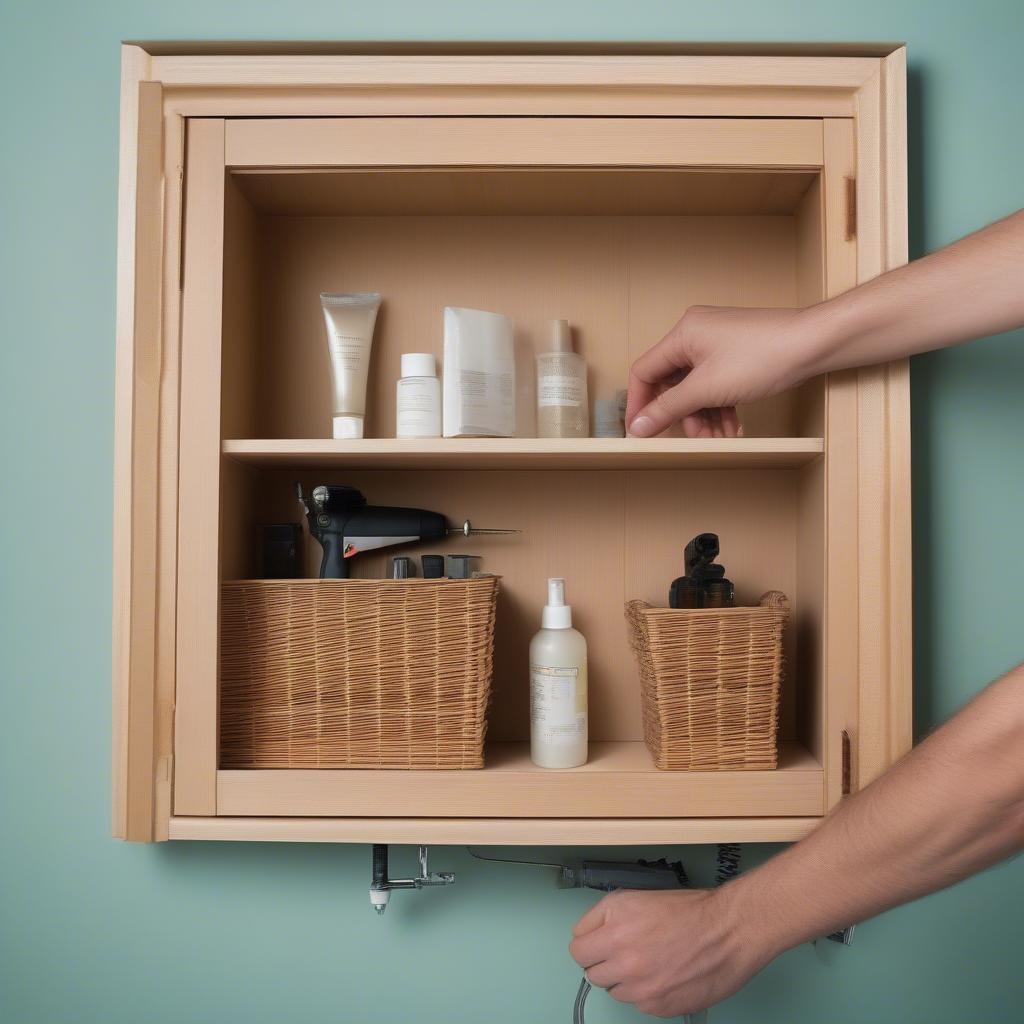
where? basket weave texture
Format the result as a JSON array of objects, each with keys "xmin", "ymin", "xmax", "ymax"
[
  {"xmin": 625, "ymin": 591, "xmax": 788, "ymax": 771},
  {"xmin": 220, "ymin": 577, "xmax": 499, "ymax": 769}
]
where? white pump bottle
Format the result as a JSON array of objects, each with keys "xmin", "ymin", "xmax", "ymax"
[{"xmin": 530, "ymin": 578, "xmax": 588, "ymax": 768}]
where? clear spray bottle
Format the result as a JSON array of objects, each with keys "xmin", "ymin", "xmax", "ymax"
[{"xmin": 530, "ymin": 578, "xmax": 588, "ymax": 768}]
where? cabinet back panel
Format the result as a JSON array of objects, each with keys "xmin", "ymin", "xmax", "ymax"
[
  {"xmin": 224, "ymin": 213, "xmax": 813, "ymax": 440},
  {"xmin": 233, "ymin": 467, "xmax": 808, "ymax": 744}
]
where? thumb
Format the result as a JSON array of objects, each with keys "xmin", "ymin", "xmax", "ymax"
[{"xmin": 628, "ymin": 369, "xmax": 712, "ymax": 438}]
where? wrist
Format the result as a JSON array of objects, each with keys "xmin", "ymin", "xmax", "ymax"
[
  {"xmin": 716, "ymin": 869, "xmax": 807, "ymax": 964},
  {"xmin": 786, "ymin": 301, "xmax": 850, "ymax": 382}
]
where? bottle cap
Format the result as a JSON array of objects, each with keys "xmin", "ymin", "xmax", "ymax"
[
  {"xmin": 332, "ymin": 415, "xmax": 364, "ymax": 439},
  {"xmin": 401, "ymin": 353, "xmax": 437, "ymax": 378},
  {"xmin": 421, "ymin": 554, "xmax": 445, "ymax": 579},
  {"xmin": 548, "ymin": 319, "xmax": 573, "ymax": 353},
  {"xmin": 542, "ymin": 576, "xmax": 572, "ymax": 629},
  {"xmin": 593, "ymin": 398, "xmax": 625, "ymax": 438}
]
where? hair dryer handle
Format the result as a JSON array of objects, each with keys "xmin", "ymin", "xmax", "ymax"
[{"xmin": 318, "ymin": 533, "xmax": 350, "ymax": 579}]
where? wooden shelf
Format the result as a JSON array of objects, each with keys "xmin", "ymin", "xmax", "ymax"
[
  {"xmin": 222, "ymin": 437, "xmax": 824, "ymax": 471},
  {"xmin": 216, "ymin": 741, "xmax": 824, "ymax": 819}
]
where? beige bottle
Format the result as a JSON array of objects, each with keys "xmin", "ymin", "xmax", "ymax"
[
  {"xmin": 536, "ymin": 320, "xmax": 589, "ymax": 438},
  {"xmin": 530, "ymin": 578, "xmax": 588, "ymax": 768}
]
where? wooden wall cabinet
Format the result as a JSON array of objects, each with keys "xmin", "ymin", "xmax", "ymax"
[{"xmin": 113, "ymin": 42, "xmax": 910, "ymax": 844}]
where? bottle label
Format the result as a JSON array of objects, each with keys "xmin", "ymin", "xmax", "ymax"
[
  {"xmin": 530, "ymin": 665, "xmax": 586, "ymax": 746},
  {"xmin": 396, "ymin": 378, "xmax": 441, "ymax": 438},
  {"xmin": 536, "ymin": 354, "xmax": 584, "ymax": 408}
]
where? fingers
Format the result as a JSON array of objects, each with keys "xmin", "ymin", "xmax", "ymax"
[
  {"xmin": 721, "ymin": 406, "xmax": 742, "ymax": 438},
  {"xmin": 628, "ymin": 370, "xmax": 710, "ymax": 438},
  {"xmin": 630, "ymin": 328, "xmax": 694, "ymax": 394},
  {"xmin": 584, "ymin": 960, "xmax": 621, "ymax": 990},
  {"xmin": 572, "ymin": 897, "xmax": 610, "ymax": 938},
  {"xmin": 569, "ymin": 925, "xmax": 612, "ymax": 970}
]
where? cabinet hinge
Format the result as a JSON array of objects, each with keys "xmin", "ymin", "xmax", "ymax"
[
  {"xmin": 844, "ymin": 178, "xmax": 857, "ymax": 241},
  {"xmin": 841, "ymin": 730, "xmax": 852, "ymax": 796}
]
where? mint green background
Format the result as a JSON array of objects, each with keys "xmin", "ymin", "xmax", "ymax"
[{"xmin": 2, "ymin": 2, "xmax": 1023, "ymax": 1021}]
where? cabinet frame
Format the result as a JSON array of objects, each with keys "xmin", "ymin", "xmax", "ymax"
[{"xmin": 113, "ymin": 43, "xmax": 909, "ymax": 843}]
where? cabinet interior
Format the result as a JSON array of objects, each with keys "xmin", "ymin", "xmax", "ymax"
[{"xmin": 216, "ymin": 164, "xmax": 829, "ymax": 816}]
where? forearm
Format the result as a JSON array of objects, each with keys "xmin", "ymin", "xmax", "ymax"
[
  {"xmin": 726, "ymin": 664, "xmax": 1024, "ymax": 955},
  {"xmin": 800, "ymin": 209, "xmax": 1024, "ymax": 375}
]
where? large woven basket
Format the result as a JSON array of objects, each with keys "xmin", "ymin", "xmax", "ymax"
[
  {"xmin": 220, "ymin": 577, "xmax": 499, "ymax": 769},
  {"xmin": 625, "ymin": 592, "xmax": 788, "ymax": 770}
]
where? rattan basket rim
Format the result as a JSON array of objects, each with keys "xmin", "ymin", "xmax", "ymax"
[{"xmin": 628, "ymin": 590, "xmax": 788, "ymax": 618}]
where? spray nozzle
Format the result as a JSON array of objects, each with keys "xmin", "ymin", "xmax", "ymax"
[{"xmin": 542, "ymin": 577, "xmax": 572, "ymax": 629}]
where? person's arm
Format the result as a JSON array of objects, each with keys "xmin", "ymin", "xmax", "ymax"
[
  {"xmin": 569, "ymin": 664, "xmax": 1024, "ymax": 1018},
  {"xmin": 627, "ymin": 208, "xmax": 1024, "ymax": 438}
]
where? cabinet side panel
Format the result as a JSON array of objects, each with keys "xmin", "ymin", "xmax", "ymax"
[
  {"xmin": 822, "ymin": 120, "xmax": 860, "ymax": 808},
  {"xmin": 855, "ymin": 57, "xmax": 912, "ymax": 783},
  {"xmin": 174, "ymin": 120, "xmax": 226, "ymax": 815},
  {"xmin": 113, "ymin": 69, "xmax": 162, "ymax": 842},
  {"xmin": 882, "ymin": 48, "xmax": 912, "ymax": 760}
]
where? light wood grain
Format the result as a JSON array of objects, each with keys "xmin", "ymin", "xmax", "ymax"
[
  {"xmin": 222, "ymin": 438, "xmax": 824, "ymax": 471},
  {"xmin": 821, "ymin": 121, "xmax": 861, "ymax": 809},
  {"xmin": 166, "ymin": 86, "xmax": 855, "ymax": 120},
  {"xmin": 234, "ymin": 168, "xmax": 817, "ymax": 217},
  {"xmin": 173, "ymin": 120, "xmax": 226, "ymax": 816},
  {"xmin": 882, "ymin": 49, "xmax": 913, "ymax": 768},
  {"xmin": 152, "ymin": 54, "xmax": 880, "ymax": 89},
  {"xmin": 152, "ymin": 110, "xmax": 187, "ymax": 842},
  {"xmin": 853, "ymin": 52, "xmax": 913, "ymax": 786},
  {"xmin": 112, "ymin": 48, "xmax": 157, "ymax": 842},
  {"xmin": 168, "ymin": 815, "xmax": 822, "ymax": 845},
  {"xmin": 216, "ymin": 741, "xmax": 823, "ymax": 818},
  {"xmin": 225, "ymin": 117, "xmax": 824, "ymax": 170}
]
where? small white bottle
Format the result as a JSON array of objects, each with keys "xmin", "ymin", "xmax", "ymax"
[
  {"xmin": 396, "ymin": 353, "xmax": 441, "ymax": 438},
  {"xmin": 530, "ymin": 578, "xmax": 588, "ymax": 768},
  {"xmin": 536, "ymin": 320, "xmax": 589, "ymax": 438}
]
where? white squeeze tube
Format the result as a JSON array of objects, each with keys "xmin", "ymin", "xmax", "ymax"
[{"xmin": 320, "ymin": 292, "xmax": 382, "ymax": 439}]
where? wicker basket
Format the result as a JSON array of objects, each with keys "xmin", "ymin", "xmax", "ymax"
[
  {"xmin": 625, "ymin": 591, "xmax": 788, "ymax": 771},
  {"xmin": 219, "ymin": 577, "xmax": 499, "ymax": 769}
]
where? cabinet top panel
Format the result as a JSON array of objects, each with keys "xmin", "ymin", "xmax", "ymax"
[{"xmin": 128, "ymin": 41, "xmax": 905, "ymax": 59}]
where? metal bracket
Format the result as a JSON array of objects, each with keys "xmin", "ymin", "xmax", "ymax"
[{"xmin": 370, "ymin": 844, "xmax": 455, "ymax": 914}]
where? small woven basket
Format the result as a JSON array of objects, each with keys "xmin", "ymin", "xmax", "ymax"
[
  {"xmin": 625, "ymin": 592, "xmax": 788, "ymax": 771},
  {"xmin": 219, "ymin": 577, "xmax": 499, "ymax": 770}
]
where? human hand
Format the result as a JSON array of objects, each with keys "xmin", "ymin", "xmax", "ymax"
[
  {"xmin": 568, "ymin": 887, "xmax": 775, "ymax": 1018},
  {"xmin": 626, "ymin": 306, "xmax": 819, "ymax": 438}
]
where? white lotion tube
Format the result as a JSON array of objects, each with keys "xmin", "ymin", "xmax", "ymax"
[
  {"xmin": 530, "ymin": 578, "xmax": 588, "ymax": 769},
  {"xmin": 320, "ymin": 292, "xmax": 381, "ymax": 439},
  {"xmin": 443, "ymin": 307, "xmax": 515, "ymax": 438}
]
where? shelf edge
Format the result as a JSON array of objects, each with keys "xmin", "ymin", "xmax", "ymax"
[{"xmin": 168, "ymin": 815, "xmax": 822, "ymax": 845}]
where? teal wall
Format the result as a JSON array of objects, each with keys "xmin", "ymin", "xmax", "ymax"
[{"xmin": 2, "ymin": 2, "xmax": 1023, "ymax": 1021}]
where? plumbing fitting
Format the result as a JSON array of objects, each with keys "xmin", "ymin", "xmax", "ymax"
[{"xmin": 370, "ymin": 844, "xmax": 455, "ymax": 914}]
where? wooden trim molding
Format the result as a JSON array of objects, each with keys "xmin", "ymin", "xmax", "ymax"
[
  {"xmin": 112, "ymin": 51, "xmax": 161, "ymax": 842},
  {"xmin": 149, "ymin": 53, "xmax": 881, "ymax": 89}
]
